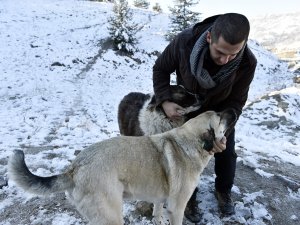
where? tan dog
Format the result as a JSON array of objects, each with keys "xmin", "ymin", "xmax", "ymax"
[{"xmin": 8, "ymin": 110, "xmax": 236, "ymax": 225}]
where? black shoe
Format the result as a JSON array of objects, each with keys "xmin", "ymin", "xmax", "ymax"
[
  {"xmin": 184, "ymin": 195, "xmax": 201, "ymax": 223},
  {"xmin": 215, "ymin": 191, "xmax": 235, "ymax": 216}
]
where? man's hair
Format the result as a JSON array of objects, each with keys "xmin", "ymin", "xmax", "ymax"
[{"xmin": 210, "ymin": 13, "xmax": 250, "ymax": 45}]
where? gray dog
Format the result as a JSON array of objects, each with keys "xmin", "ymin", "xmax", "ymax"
[
  {"xmin": 8, "ymin": 110, "xmax": 236, "ymax": 225},
  {"xmin": 118, "ymin": 85, "xmax": 200, "ymax": 136}
]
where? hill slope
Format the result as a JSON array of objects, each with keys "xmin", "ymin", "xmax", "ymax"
[
  {"xmin": 250, "ymin": 12, "xmax": 300, "ymax": 61},
  {"xmin": 0, "ymin": 1, "xmax": 299, "ymax": 225}
]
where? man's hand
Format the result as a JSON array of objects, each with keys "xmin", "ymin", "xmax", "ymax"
[
  {"xmin": 161, "ymin": 101, "xmax": 184, "ymax": 121},
  {"xmin": 209, "ymin": 136, "xmax": 227, "ymax": 155}
]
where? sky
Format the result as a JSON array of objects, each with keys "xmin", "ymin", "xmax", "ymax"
[
  {"xmin": 195, "ymin": 0, "xmax": 300, "ymax": 19},
  {"xmin": 0, "ymin": 0, "xmax": 299, "ymax": 224},
  {"xmin": 130, "ymin": 0, "xmax": 300, "ymax": 19}
]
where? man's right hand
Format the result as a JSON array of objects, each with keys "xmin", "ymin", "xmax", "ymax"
[{"xmin": 161, "ymin": 101, "xmax": 184, "ymax": 121}]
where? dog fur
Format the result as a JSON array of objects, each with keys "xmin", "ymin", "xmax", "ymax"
[
  {"xmin": 118, "ymin": 85, "xmax": 200, "ymax": 136},
  {"xmin": 8, "ymin": 110, "xmax": 236, "ymax": 225}
]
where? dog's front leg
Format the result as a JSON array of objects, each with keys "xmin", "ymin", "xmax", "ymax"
[
  {"xmin": 152, "ymin": 203, "xmax": 164, "ymax": 225},
  {"xmin": 167, "ymin": 209, "xmax": 184, "ymax": 225},
  {"xmin": 166, "ymin": 197, "xmax": 188, "ymax": 225}
]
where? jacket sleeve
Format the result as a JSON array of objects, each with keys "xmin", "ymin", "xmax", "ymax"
[{"xmin": 152, "ymin": 35, "xmax": 181, "ymax": 106}]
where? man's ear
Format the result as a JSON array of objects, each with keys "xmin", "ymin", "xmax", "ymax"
[{"xmin": 206, "ymin": 31, "xmax": 212, "ymax": 44}]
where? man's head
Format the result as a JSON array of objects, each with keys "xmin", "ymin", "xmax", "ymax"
[{"xmin": 206, "ymin": 13, "xmax": 250, "ymax": 65}]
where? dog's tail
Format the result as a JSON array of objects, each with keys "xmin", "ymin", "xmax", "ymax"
[{"xmin": 8, "ymin": 150, "xmax": 74, "ymax": 195}]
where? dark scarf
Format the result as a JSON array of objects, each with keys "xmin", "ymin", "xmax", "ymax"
[{"xmin": 190, "ymin": 27, "xmax": 245, "ymax": 89}]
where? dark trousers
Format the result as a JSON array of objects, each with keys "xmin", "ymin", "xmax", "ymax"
[
  {"xmin": 190, "ymin": 130, "xmax": 237, "ymax": 201},
  {"xmin": 214, "ymin": 129, "xmax": 237, "ymax": 193}
]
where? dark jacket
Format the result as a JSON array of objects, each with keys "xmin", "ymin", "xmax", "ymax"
[{"xmin": 153, "ymin": 15, "xmax": 257, "ymax": 120}]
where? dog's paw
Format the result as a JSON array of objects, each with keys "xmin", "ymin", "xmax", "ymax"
[{"xmin": 152, "ymin": 217, "xmax": 167, "ymax": 225}]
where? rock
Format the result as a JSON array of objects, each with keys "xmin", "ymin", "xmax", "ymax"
[
  {"xmin": 51, "ymin": 62, "xmax": 66, "ymax": 67},
  {"xmin": 293, "ymin": 75, "xmax": 300, "ymax": 83},
  {"xmin": 0, "ymin": 176, "xmax": 8, "ymax": 189}
]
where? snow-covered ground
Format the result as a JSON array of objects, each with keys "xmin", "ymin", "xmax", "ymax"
[{"xmin": 0, "ymin": 0, "xmax": 299, "ymax": 225}]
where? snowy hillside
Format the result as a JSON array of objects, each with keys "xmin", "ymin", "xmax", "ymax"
[{"xmin": 0, "ymin": 1, "xmax": 299, "ymax": 225}]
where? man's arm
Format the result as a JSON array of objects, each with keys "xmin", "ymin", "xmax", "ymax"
[{"xmin": 152, "ymin": 35, "xmax": 181, "ymax": 106}]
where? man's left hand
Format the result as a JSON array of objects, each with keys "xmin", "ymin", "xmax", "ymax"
[{"xmin": 209, "ymin": 136, "xmax": 227, "ymax": 155}]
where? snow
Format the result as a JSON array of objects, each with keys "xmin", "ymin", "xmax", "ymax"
[{"xmin": 0, "ymin": 0, "xmax": 299, "ymax": 225}]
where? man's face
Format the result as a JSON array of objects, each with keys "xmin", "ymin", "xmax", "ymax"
[{"xmin": 206, "ymin": 32, "xmax": 245, "ymax": 66}]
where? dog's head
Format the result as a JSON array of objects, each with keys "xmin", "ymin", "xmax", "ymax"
[
  {"xmin": 149, "ymin": 85, "xmax": 200, "ymax": 113},
  {"xmin": 169, "ymin": 85, "xmax": 198, "ymax": 108},
  {"xmin": 185, "ymin": 109, "xmax": 237, "ymax": 151}
]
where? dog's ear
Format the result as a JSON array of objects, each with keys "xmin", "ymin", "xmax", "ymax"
[
  {"xmin": 219, "ymin": 108, "xmax": 237, "ymax": 135},
  {"xmin": 220, "ymin": 108, "xmax": 237, "ymax": 126}
]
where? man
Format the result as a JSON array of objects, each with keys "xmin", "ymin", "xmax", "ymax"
[{"xmin": 152, "ymin": 13, "xmax": 257, "ymax": 222}]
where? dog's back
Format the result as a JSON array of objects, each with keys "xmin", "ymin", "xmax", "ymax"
[{"xmin": 118, "ymin": 92, "xmax": 151, "ymax": 136}]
